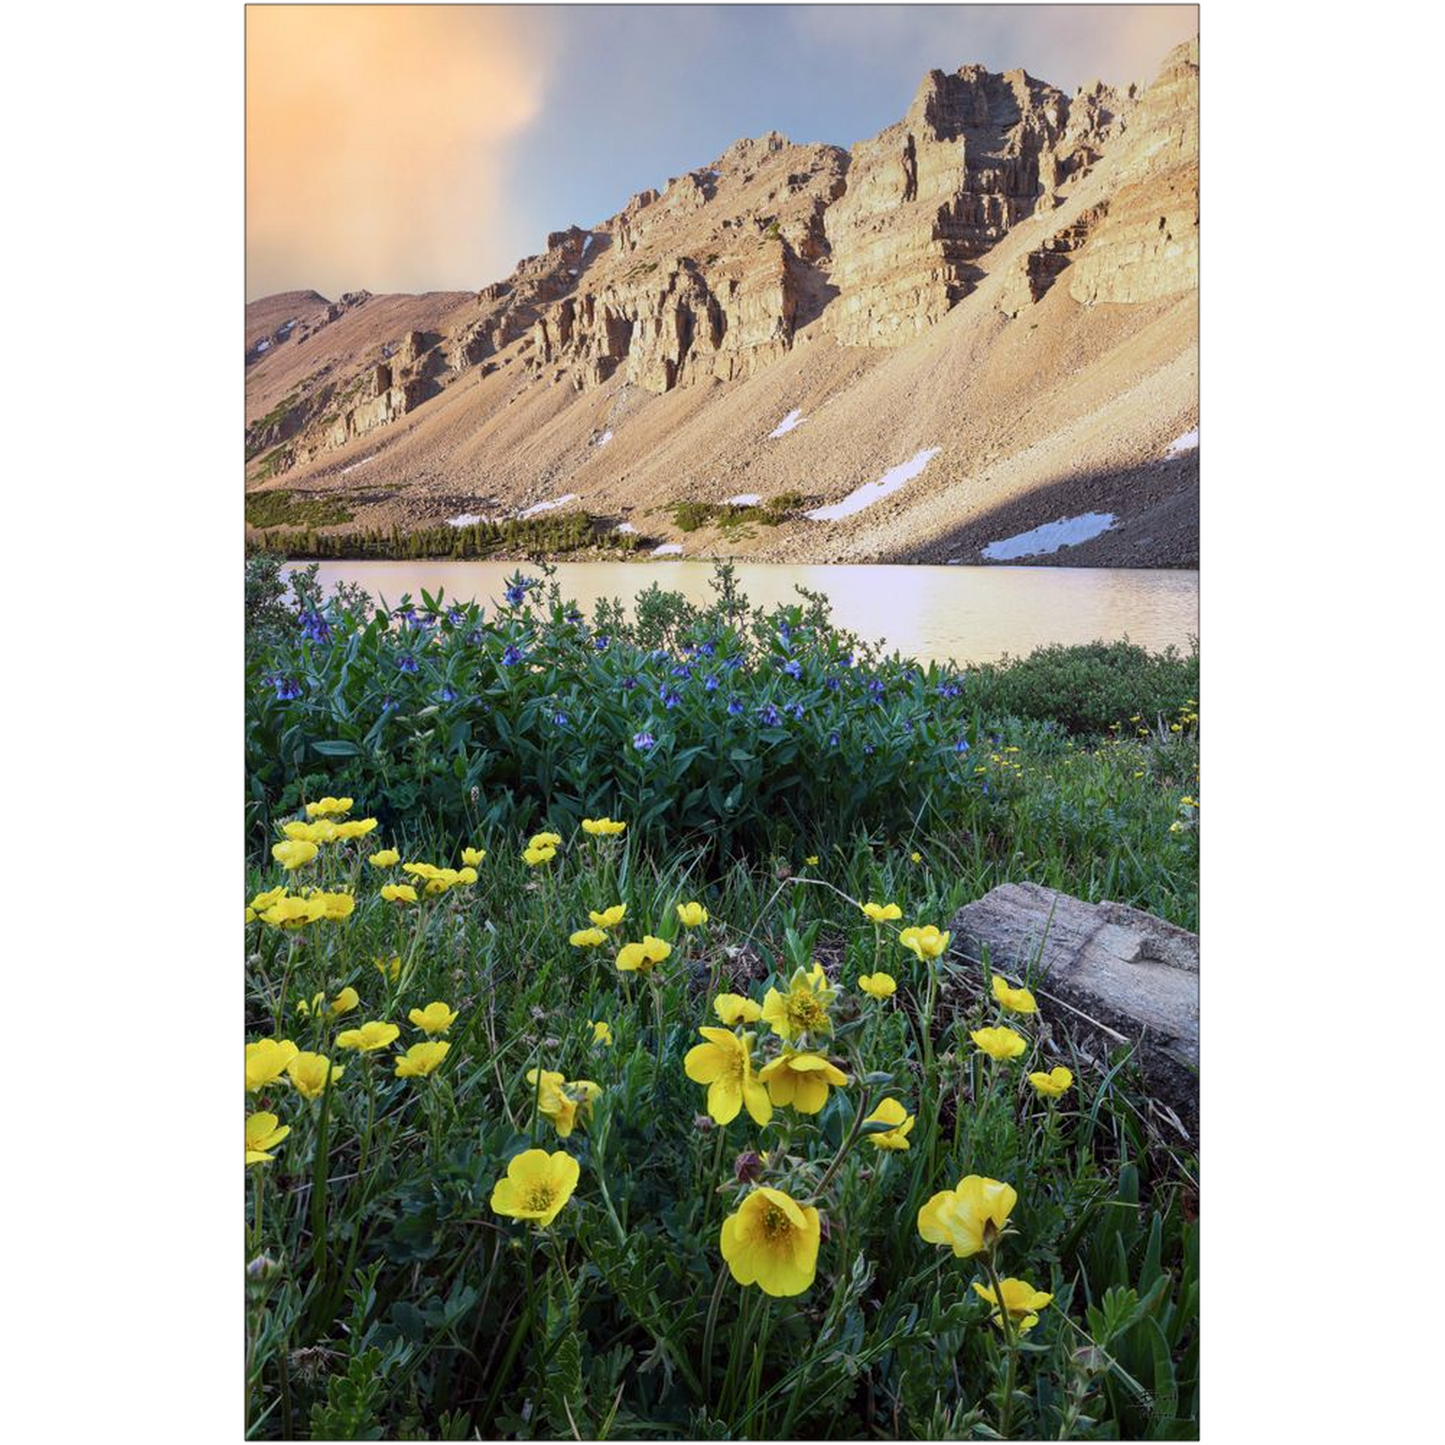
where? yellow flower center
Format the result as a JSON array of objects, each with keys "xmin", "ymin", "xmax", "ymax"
[
  {"xmin": 787, "ymin": 993, "xmax": 826, "ymax": 1031},
  {"xmin": 525, "ymin": 1183, "xmax": 556, "ymax": 1213},
  {"xmin": 762, "ymin": 1203, "xmax": 791, "ymax": 1238}
]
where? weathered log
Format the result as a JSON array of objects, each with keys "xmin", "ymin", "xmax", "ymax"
[{"xmin": 949, "ymin": 883, "xmax": 1198, "ymax": 1137}]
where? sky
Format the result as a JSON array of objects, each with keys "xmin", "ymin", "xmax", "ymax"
[{"xmin": 246, "ymin": 4, "xmax": 1198, "ymax": 301}]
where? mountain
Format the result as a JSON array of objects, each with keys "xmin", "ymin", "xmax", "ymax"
[{"xmin": 244, "ymin": 37, "xmax": 1198, "ymax": 566}]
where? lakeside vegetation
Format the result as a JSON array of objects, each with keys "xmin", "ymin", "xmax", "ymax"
[
  {"xmin": 245, "ymin": 558, "xmax": 1199, "ymax": 1439},
  {"xmin": 246, "ymin": 513, "xmax": 645, "ymax": 561}
]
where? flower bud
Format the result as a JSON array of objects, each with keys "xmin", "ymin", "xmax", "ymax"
[
  {"xmin": 694, "ymin": 1113, "xmax": 714, "ymax": 1132},
  {"xmin": 734, "ymin": 1150, "xmax": 762, "ymax": 1184}
]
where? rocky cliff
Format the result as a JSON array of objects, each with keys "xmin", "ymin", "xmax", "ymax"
[{"xmin": 245, "ymin": 37, "xmax": 1199, "ymax": 566}]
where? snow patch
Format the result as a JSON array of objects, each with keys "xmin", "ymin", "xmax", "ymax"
[
  {"xmin": 255, "ymin": 340, "xmax": 270, "ymax": 353},
  {"xmin": 769, "ymin": 409, "xmax": 804, "ymax": 438},
  {"xmin": 516, "ymin": 493, "xmax": 579, "ymax": 519},
  {"xmin": 615, "ymin": 522, "xmax": 637, "ymax": 534},
  {"xmin": 340, "ymin": 454, "xmax": 376, "ymax": 475},
  {"xmin": 568, "ymin": 267, "xmax": 578, "ymax": 277},
  {"xmin": 448, "ymin": 513, "xmax": 486, "ymax": 528},
  {"xmin": 806, "ymin": 448, "xmax": 942, "ymax": 522},
  {"xmin": 982, "ymin": 512, "xmax": 1116, "ymax": 561},
  {"xmin": 594, "ymin": 430, "xmax": 613, "ymax": 447},
  {"xmin": 652, "ymin": 543, "xmax": 683, "ymax": 556},
  {"xmin": 727, "ymin": 493, "xmax": 760, "ymax": 506},
  {"xmin": 582, "ymin": 233, "xmax": 595, "ymax": 254},
  {"xmin": 1164, "ymin": 427, "xmax": 1199, "ymax": 457}
]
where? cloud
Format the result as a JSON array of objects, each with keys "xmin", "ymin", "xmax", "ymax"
[{"xmin": 246, "ymin": 5, "xmax": 556, "ymax": 299}]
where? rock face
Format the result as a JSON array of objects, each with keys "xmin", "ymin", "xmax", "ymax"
[
  {"xmin": 824, "ymin": 67, "xmax": 1123, "ymax": 345},
  {"xmin": 1069, "ymin": 39, "xmax": 1198, "ymax": 306},
  {"xmin": 950, "ymin": 882, "xmax": 1198, "ymax": 1134}
]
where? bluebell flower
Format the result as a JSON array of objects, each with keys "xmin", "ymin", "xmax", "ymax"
[
  {"xmin": 864, "ymin": 743, "xmax": 876, "ymax": 755},
  {"xmin": 397, "ymin": 653, "xmax": 419, "ymax": 674},
  {"xmin": 704, "ymin": 673, "xmax": 719, "ymax": 693},
  {"xmin": 441, "ymin": 685, "xmax": 458, "ymax": 703},
  {"xmin": 466, "ymin": 628, "xmax": 484, "ymax": 645},
  {"xmin": 395, "ymin": 605, "xmax": 417, "ymax": 625},
  {"xmin": 553, "ymin": 711, "xmax": 568, "ymax": 727},
  {"xmin": 659, "ymin": 685, "xmax": 681, "ymax": 709},
  {"xmin": 699, "ymin": 640, "xmax": 716, "ymax": 657},
  {"xmin": 902, "ymin": 719, "xmax": 913, "ymax": 734},
  {"xmin": 868, "ymin": 680, "xmax": 886, "ymax": 702},
  {"xmin": 759, "ymin": 703, "xmax": 781, "ymax": 727},
  {"xmin": 298, "ymin": 609, "xmax": 330, "ymax": 644},
  {"xmin": 501, "ymin": 644, "xmax": 524, "ymax": 666},
  {"xmin": 778, "ymin": 621, "xmax": 794, "ymax": 643},
  {"xmin": 842, "ymin": 652, "xmax": 854, "ymax": 669},
  {"xmin": 621, "ymin": 674, "xmax": 638, "ymax": 691},
  {"xmin": 632, "ymin": 730, "xmax": 656, "ymax": 752},
  {"xmin": 270, "ymin": 675, "xmax": 303, "ymax": 702},
  {"xmin": 566, "ymin": 607, "xmax": 583, "ymax": 625},
  {"xmin": 825, "ymin": 675, "xmax": 840, "ymax": 692},
  {"xmin": 828, "ymin": 731, "xmax": 840, "ymax": 748},
  {"xmin": 936, "ymin": 680, "xmax": 962, "ymax": 699},
  {"xmin": 447, "ymin": 608, "xmax": 465, "ymax": 626},
  {"xmin": 727, "ymin": 698, "xmax": 744, "ymax": 716},
  {"xmin": 381, "ymin": 694, "xmax": 397, "ymax": 712},
  {"xmin": 789, "ymin": 703, "xmax": 805, "ymax": 720},
  {"xmin": 595, "ymin": 635, "xmax": 610, "ymax": 651},
  {"xmin": 783, "ymin": 659, "xmax": 802, "ymax": 680},
  {"xmin": 671, "ymin": 664, "xmax": 693, "ymax": 679},
  {"xmin": 724, "ymin": 656, "xmax": 744, "ymax": 672},
  {"xmin": 955, "ymin": 737, "xmax": 971, "ymax": 753}
]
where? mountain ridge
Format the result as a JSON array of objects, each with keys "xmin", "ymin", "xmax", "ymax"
[{"xmin": 245, "ymin": 36, "xmax": 1198, "ymax": 566}]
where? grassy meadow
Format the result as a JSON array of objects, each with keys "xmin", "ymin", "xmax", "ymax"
[{"xmin": 244, "ymin": 559, "xmax": 1199, "ymax": 1440}]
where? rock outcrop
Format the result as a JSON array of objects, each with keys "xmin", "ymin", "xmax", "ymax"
[
  {"xmin": 823, "ymin": 67, "xmax": 1122, "ymax": 346},
  {"xmin": 1069, "ymin": 39, "xmax": 1198, "ymax": 306}
]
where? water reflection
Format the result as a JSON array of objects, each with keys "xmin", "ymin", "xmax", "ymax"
[{"xmin": 295, "ymin": 560, "xmax": 1199, "ymax": 666}]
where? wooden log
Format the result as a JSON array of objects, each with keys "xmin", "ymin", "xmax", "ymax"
[{"xmin": 949, "ymin": 882, "xmax": 1198, "ymax": 1136}]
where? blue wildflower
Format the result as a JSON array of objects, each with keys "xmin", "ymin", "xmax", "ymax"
[
  {"xmin": 501, "ymin": 644, "xmax": 524, "ymax": 666},
  {"xmin": 825, "ymin": 675, "xmax": 840, "ymax": 691},
  {"xmin": 704, "ymin": 673, "xmax": 719, "ymax": 693},
  {"xmin": 595, "ymin": 635, "xmax": 610, "ymax": 651},
  {"xmin": 699, "ymin": 641, "xmax": 717, "ymax": 657},
  {"xmin": 789, "ymin": 703, "xmax": 805, "ymax": 721},
  {"xmin": 955, "ymin": 737, "xmax": 971, "ymax": 753},
  {"xmin": 671, "ymin": 663, "xmax": 693, "ymax": 679},
  {"xmin": 828, "ymin": 731, "xmax": 840, "ymax": 748},
  {"xmin": 783, "ymin": 659, "xmax": 802, "ymax": 680},
  {"xmin": 659, "ymin": 685, "xmax": 681, "ymax": 709},
  {"xmin": 441, "ymin": 685, "xmax": 458, "ymax": 703},
  {"xmin": 447, "ymin": 608, "xmax": 465, "ymax": 627},
  {"xmin": 397, "ymin": 653, "xmax": 419, "ymax": 674},
  {"xmin": 632, "ymin": 730, "xmax": 656, "ymax": 752},
  {"xmin": 270, "ymin": 675, "xmax": 303, "ymax": 702},
  {"xmin": 298, "ymin": 609, "xmax": 331, "ymax": 644},
  {"xmin": 727, "ymin": 698, "xmax": 744, "ymax": 716},
  {"xmin": 621, "ymin": 674, "xmax": 639, "ymax": 691},
  {"xmin": 759, "ymin": 703, "xmax": 781, "ymax": 727},
  {"xmin": 553, "ymin": 711, "xmax": 568, "ymax": 727},
  {"xmin": 466, "ymin": 628, "xmax": 484, "ymax": 645}
]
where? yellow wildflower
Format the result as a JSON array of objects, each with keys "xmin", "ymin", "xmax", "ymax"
[
  {"xmin": 408, "ymin": 1001, "xmax": 459, "ymax": 1035},
  {"xmin": 588, "ymin": 904, "xmax": 627, "ymax": 929},
  {"xmin": 246, "ymin": 1112, "xmax": 290, "ymax": 1165},
  {"xmin": 972, "ymin": 1278, "xmax": 1054, "ymax": 1333},
  {"xmin": 760, "ymin": 963, "xmax": 837, "ymax": 1044},
  {"xmin": 336, "ymin": 1020, "xmax": 401, "ymax": 1052},
  {"xmin": 287, "ymin": 1051, "xmax": 344, "ymax": 1100},
  {"xmin": 676, "ymin": 901, "xmax": 709, "ymax": 927},
  {"xmin": 898, "ymin": 925, "xmax": 950, "ymax": 961},
  {"xmin": 396, "ymin": 1041, "xmax": 451, "ymax": 1079},
  {"xmin": 991, "ymin": 976, "xmax": 1038, "ymax": 1015},
  {"xmin": 305, "ymin": 796, "xmax": 353, "ymax": 818},
  {"xmin": 684, "ymin": 1028, "xmax": 772, "ymax": 1125},
  {"xmin": 581, "ymin": 817, "xmax": 626, "ymax": 836},
  {"xmin": 245, "ymin": 1038, "xmax": 298, "ymax": 1092},
  {"xmin": 861, "ymin": 901, "xmax": 902, "ymax": 922},
  {"xmin": 312, "ymin": 891, "xmax": 356, "ymax": 921},
  {"xmin": 368, "ymin": 848, "xmax": 400, "ymax": 868},
  {"xmin": 522, "ymin": 843, "xmax": 556, "ymax": 866},
  {"xmin": 460, "ymin": 847, "xmax": 485, "ymax": 866},
  {"xmin": 271, "ymin": 839, "xmax": 318, "ymax": 870},
  {"xmin": 863, "ymin": 1097, "xmax": 915, "ymax": 1150},
  {"xmin": 1028, "ymin": 1066, "xmax": 1074, "ymax": 1098},
  {"xmin": 489, "ymin": 1149, "xmax": 580, "ymax": 1227},
  {"xmin": 758, "ymin": 1051, "xmax": 849, "ymax": 1114},
  {"xmin": 589, "ymin": 1020, "xmax": 613, "ymax": 1047},
  {"xmin": 335, "ymin": 818, "xmax": 379, "ymax": 840},
  {"xmin": 261, "ymin": 895, "xmax": 325, "ymax": 928},
  {"xmin": 283, "ymin": 819, "xmax": 337, "ymax": 844},
  {"xmin": 375, "ymin": 955, "xmax": 402, "ymax": 982},
  {"xmin": 713, "ymin": 993, "xmax": 764, "ymax": 1026},
  {"xmin": 527, "ymin": 1071, "xmax": 601, "ymax": 1137},
  {"xmin": 529, "ymin": 831, "xmax": 563, "ymax": 848},
  {"xmin": 720, "ymin": 1186, "xmax": 821, "ymax": 1297},
  {"xmin": 910, "ymin": 851, "xmax": 923, "ymax": 864},
  {"xmin": 570, "ymin": 927, "xmax": 607, "ymax": 948},
  {"xmin": 857, "ymin": 972, "xmax": 897, "ymax": 1000},
  {"xmin": 917, "ymin": 1175, "xmax": 1017, "ymax": 1258},
  {"xmin": 330, "ymin": 987, "xmax": 360, "ymax": 1016},
  {"xmin": 804, "ymin": 855, "xmax": 820, "ymax": 866},
  {"xmin": 380, "ymin": 883, "xmax": 418, "ymax": 905},
  {"xmin": 972, "ymin": 1026, "xmax": 1028, "ymax": 1062},
  {"xmin": 616, "ymin": 935, "xmax": 672, "ymax": 973}
]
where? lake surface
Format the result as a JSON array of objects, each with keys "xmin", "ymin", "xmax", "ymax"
[{"xmin": 296, "ymin": 560, "xmax": 1198, "ymax": 666}]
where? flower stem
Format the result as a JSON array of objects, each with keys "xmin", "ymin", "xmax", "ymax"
[{"xmin": 982, "ymin": 1253, "xmax": 1019, "ymax": 1439}]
